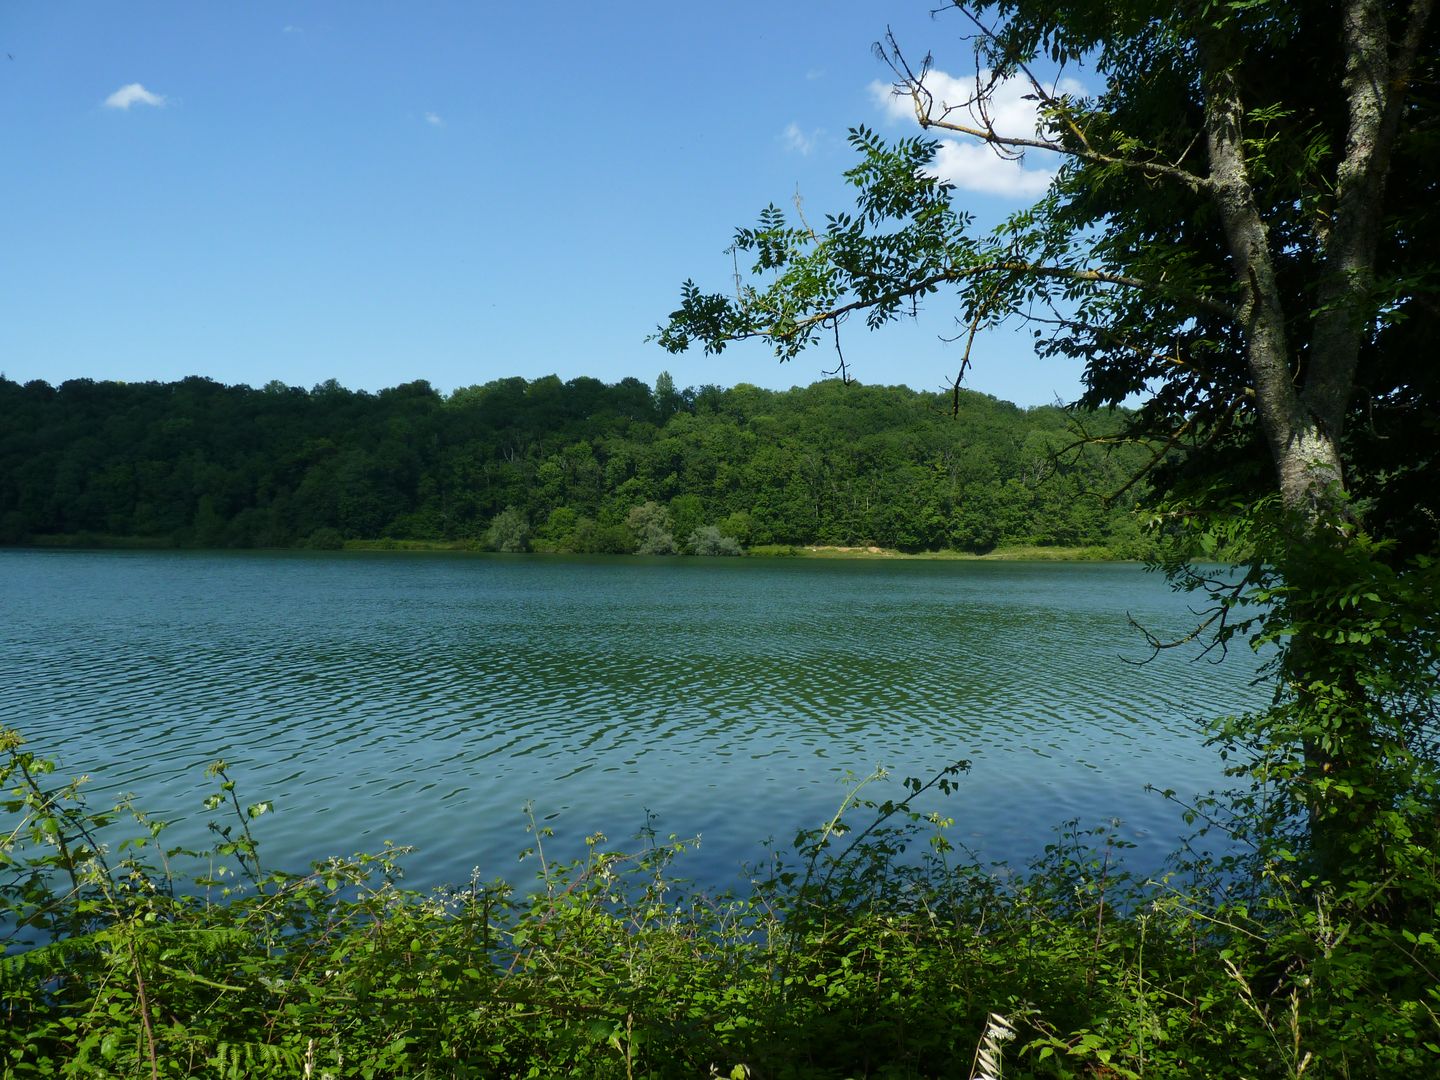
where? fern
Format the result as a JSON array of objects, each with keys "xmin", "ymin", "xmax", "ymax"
[{"xmin": 209, "ymin": 1039, "xmax": 305, "ymax": 1079}]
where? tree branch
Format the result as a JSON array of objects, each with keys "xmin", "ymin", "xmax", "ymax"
[
  {"xmin": 877, "ymin": 20, "xmax": 1215, "ymax": 195},
  {"xmin": 940, "ymin": 272, "xmax": 1012, "ymax": 414},
  {"xmin": 752, "ymin": 260, "xmax": 1237, "ymax": 346}
]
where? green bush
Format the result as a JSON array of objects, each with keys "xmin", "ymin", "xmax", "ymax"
[
  {"xmin": 6, "ymin": 729, "xmax": 1439, "ymax": 1078},
  {"xmin": 485, "ymin": 506, "xmax": 532, "ymax": 552},
  {"xmin": 628, "ymin": 501, "xmax": 677, "ymax": 555},
  {"xmin": 689, "ymin": 526, "xmax": 742, "ymax": 556},
  {"xmin": 302, "ymin": 526, "xmax": 344, "ymax": 550}
]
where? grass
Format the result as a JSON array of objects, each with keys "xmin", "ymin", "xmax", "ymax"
[
  {"xmin": 14, "ymin": 535, "xmax": 1140, "ymax": 562},
  {"xmin": 341, "ymin": 537, "xmax": 480, "ymax": 552},
  {"xmin": 24, "ymin": 532, "xmax": 181, "ymax": 550},
  {"xmin": 745, "ymin": 543, "xmax": 1131, "ymax": 561}
]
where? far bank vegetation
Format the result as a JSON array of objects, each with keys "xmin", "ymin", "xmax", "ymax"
[{"xmin": 0, "ymin": 374, "xmax": 1162, "ymax": 559}]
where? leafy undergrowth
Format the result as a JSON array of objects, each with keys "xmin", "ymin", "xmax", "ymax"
[{"xmin": 3, "ymin": 733, "xmax": 1438, "ymax": 1079}]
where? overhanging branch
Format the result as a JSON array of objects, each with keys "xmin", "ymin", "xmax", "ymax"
[
  {"xmin": 877, "ymin": 21, "xmax": 1216, "ymax": 196},
  {"xmin": 762, "ymin": 261, "xmax": 1237, "ymax": 343}
]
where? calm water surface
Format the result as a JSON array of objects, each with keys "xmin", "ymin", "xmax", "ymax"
[{"xmin": 0, "ymin": 550, "xmax": 1267, "ymax": 889}]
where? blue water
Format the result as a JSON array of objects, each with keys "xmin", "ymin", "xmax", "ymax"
[{"xmin": 0, "ymin": 550, "xmax": 1267, "ymax": 891}]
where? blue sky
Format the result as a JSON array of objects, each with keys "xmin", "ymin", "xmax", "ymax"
[{"xmin": 0, "ymin": 2, "xmax": 1088, "ymax": 406}]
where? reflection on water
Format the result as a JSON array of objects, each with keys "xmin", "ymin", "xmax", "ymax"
[{"xmin": 0, "ymin": 550, "xmax": 1266, "ymax": 889}]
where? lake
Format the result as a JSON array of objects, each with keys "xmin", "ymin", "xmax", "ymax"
[{"xmin": 0, "ymin": 549, "xmax": 1267, "ymax": 891}]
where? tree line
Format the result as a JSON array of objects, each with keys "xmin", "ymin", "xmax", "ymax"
[{"xmin": 0, "ymin": 372, "xmax": 1158, "ymax": 555}]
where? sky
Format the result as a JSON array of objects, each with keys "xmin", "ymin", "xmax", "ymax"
[{"xmin": 0, "ymin": 2, "xmax": 1092, "ymax": 407}]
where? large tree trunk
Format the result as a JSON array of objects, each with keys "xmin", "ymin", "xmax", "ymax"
[
  {"xmin": 1198, "ymin": 0, "xmax": 1430, "ymax": 515},
  {"xmin": 1194, "ymin": 0, "xmax": 1433, "ymax": 877}
]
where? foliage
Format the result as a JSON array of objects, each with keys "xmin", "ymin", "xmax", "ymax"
[
  {"xmin": 627, "ymin": 501, "xmax": 678, "ymax": 555},
  {"xmin": 653, "ymin": 5, "xmax": 1440, "ymax": 1074},
  {"xmin": 6, "ymin": 733, "xmax": 1440, "ymax": 1078},
  {"xmin": 0, "ymin": 374, "xmax": 1159, "ymax": 557},
  {"xmin": 484, "ymin": 506, "xmax": 532, "ymax": 553},
  {"xmin": 657, "ymin": 2, "xmax": 1438, "ymax": 557},
  {"xmin": 301, "ymin": 526, "xmax": 345, "ymax": 551},
  {"xmin": 7, "ymin": 3, "xmax": 1436, "ymax": 1073},
  {"xmin": 660, "ymin": 0, "xmax": 1440, "ymax": 887},
  {"xmin": 689, "ymin": 526, "xmax": 742, "ymax": 557},
  {"xmin": 1158, "ymin": 505, "xmax": 1440, "ymax": 941}
]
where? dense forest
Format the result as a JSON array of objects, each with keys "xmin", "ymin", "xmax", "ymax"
[{"xmin": 0, "ymin": 373, "xmax": 1157, "ymax": 555}]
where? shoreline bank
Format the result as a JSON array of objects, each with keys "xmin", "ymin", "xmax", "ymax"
[{"xmin": 12, "ymin": 533, "xmax": 1137, "ymax": 562}]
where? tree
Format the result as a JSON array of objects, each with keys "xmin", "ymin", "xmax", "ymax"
[
  {"xmin": 485, "ymin": 506, "xmax": 532, "ymax": 553},
  {"xmin": 688, "ymin": 524, "xmax": 743, "ymax": 556},
  {"xmin": 627, "ymin": 500, "xmax": 678, "ymax": 555},
  {"xmin": 660, "ymin": 1, "xmax": 1439, "ymax": 895},
  {"xmin": 653, "ymin": 370, "xmax": 683, "ymax": 422}
]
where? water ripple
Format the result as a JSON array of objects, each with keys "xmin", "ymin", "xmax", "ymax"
[{"xmin": 0, "ymin": 550, "xmax": 1268, "ymax": 889}]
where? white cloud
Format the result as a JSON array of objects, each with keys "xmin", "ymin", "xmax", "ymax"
[
  {"xmin": 425, "ymin": 112, "xmax": 444, "ymax": 127},
  {"xmin": 104, "ymin": 83, "xmax": 166, "ymax": 110},
  {"xmin": 283, "ymin": 24, "xmax": 303, "ymax": 34},
  {"xmin": 931, "ymin": 140, "xmax": 1055, "ymax": 196},
  {"xmin": 869, "ymin": 68, "xmax": 1086, "ymax": 197},
  {"xmin": 782, "ymin": 122, "xmax": 818, "ymax": 155}
]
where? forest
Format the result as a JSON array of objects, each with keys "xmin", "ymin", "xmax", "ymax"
[{"xmin": 0, "ymin": 372, "xmax": 1157, "ymax": 557}]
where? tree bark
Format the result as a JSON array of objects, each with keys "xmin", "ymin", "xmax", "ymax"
[
  {"xmin": 1192, "ymin": 2, "xmax": 1433, "ymax": 878},
  {"xmin": 1197, "ymin": 0, "xmax": 1431, "ymax": 527},
  {"xmin": 1196, "ymin": 28, "xmax": 1350, "ymax": 525}
]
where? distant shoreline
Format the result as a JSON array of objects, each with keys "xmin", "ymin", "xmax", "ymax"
[
  {"xmin": 11, "ymin": 534, "xmax": 1136, "ymax": 562},
  {"xmin": 743, "ymin": 543, "xmax": 1133, "ymax": 562}
]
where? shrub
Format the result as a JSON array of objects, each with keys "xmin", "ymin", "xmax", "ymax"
[
  {"xmin": 5, "ymin": 732, "xmax": 1439, "ymax": 1078},
  {"xmin": 689, "ymin": 525, "xmax": 742, "ymax": 556},
  {"xmin": 302, "ymin": 526, "xmax": 344, "ymax": 550},
  {"xmin": 484, "ymin": 506, "xmax": 532, "ymax": 552},
  {"xmin": 627, "ymin": 501, "xmax": 677, "ymax": 555}
]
